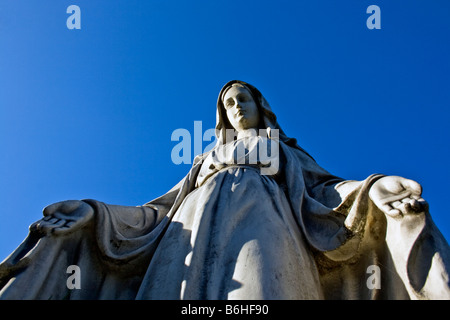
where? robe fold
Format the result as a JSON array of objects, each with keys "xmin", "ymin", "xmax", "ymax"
[
  {"xmin": 1, "ymin": 137, "xmax": 448, "ymax": 299},
  {"xmin": 1, "ymin": 80, "xmax": 449, "ymax": 299}
]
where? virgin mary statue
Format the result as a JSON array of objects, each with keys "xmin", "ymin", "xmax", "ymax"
[{"xmin": 0, "ymin": 80, "xmax": 449, "ymax": 300}]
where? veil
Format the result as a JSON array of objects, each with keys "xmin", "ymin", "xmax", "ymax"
[{"xmin": 214, "ymin": 80, "xmax": 315, "ymax": 161}]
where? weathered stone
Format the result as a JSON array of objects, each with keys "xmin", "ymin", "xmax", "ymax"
[{"xmin": 0, "ymin": 80, "xmax": 448, "ymax": 299}]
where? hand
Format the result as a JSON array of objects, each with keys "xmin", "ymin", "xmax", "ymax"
[
  {"xmin": 369, "ymin": 176, "xmax": 428, "ymax": 218},
  {"xmin": 29, "ymin": 200, "xmax": 94, "ymax": 236}
]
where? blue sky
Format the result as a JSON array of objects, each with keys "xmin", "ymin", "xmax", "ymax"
[{"xmin": 0, "ymin": 0, "xmax": 449, "ymax": 260}]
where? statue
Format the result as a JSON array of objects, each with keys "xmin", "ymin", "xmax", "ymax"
[{"xmin": 0, "ymin": 80, "xmax": 449, "ymax": 300}]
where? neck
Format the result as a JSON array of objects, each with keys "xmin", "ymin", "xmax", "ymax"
[{"xmin": 237, "ymin": 128, "xmax": 258, "ymax": 140}]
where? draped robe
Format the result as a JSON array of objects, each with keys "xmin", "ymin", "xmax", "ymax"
[{"xmin": 1, "ymin": 81, "xmax": 449, "ymax": 300}]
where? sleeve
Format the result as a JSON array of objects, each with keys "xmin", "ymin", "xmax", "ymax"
[
  {"xmin": 0, "ymin": 162, "xmax": 203, "ymax": 299},
  {"xmin": 286, "ymin": 144, "xmax": 450, "ymax": 299},
  {"xmin": 280, "ymin": 142, "xmax": 384, "ymax": 257}
]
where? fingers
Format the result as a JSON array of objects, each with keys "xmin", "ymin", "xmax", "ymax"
[
  {"xmin": 35, "ymin": 200, "xmax": 94, "ymax": 237},
  {"xmin": 377, "ymin": 203, "xmax": 402, "ymax": 218},
  {"xmin": 53, "ymin": 221, "xmax": 77, "ymax": 236},
  {"xmin": 384, "ymin": 196, "xmax": 428, "ymax": 218},
  {"xmin": 29, "ymin": 220, "xmax": 41, "ymax": 233},
  {"xmin": 30, "ymin": 218, "xmax": 53, "ymax": 235},
  {"xmin": 414, "ymin": 198, "xmax": 429, "ymax": 212},
  {"xmin": 392, "ymin": 200, "xmax": 402, "ymax": 208},
  {"xmin": 29, "ymin": 218, "xmax": 77, "ymax": 236},
  {"xmin": 376, "ymin": 190, "xmax": 412, "ymax": 206},
  {"xmin": 39, "ymin": 218, "xmax": 66, "ymax": 234}
]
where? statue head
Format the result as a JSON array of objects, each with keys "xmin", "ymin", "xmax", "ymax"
[
  {"xmin": 221, "ymin": 83, "xmax": 261, "ymax": 132},
  {"xmin": 216, "ymin": 80, "xmax": 276, "ymax": 142},
  {"xmin": 213, "ymin": 80, "xmax": 315, "ymax": 161}
]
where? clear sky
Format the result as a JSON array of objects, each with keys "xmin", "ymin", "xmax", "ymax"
[{"xmin": 0, "ymin": 0, "xmax": 449, "ymax": 261}]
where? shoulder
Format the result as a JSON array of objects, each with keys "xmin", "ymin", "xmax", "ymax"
[{"xmin": 193, "ymin": 148, "xmax": 214, "ymax": 166}]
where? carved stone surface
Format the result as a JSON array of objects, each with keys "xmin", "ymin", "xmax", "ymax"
[{"xmin": 0, "ymin": 80, "xmax": 449, "ymax": 299}]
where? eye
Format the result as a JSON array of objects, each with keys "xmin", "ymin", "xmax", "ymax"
[
  {"xmin": 238, "ymin": 94, "xmax": 249, "ymax": 103},
  {"xmin": 225, "ymin": 98, "xmax": 235, "ymax": 109}
]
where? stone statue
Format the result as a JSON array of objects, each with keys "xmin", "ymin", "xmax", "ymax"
[{"xmin": 0, "ymin": 80, "xmax": 449, "ymax": 300}]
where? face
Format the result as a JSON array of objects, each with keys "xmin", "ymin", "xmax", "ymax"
[{"xmin": 223, "ymin": 85, "xmax": 260, "ymax": 132}]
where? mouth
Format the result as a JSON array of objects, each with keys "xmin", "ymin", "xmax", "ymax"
[{"xmin": 235, "ymin": 110, "xmax": 246, "ymax": 117}]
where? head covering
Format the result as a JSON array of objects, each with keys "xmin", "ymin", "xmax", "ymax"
[{"xmin": 215, "ymin": 80, "xmax": 314, "ymax": 160}]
